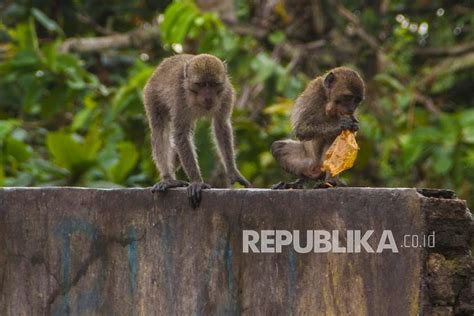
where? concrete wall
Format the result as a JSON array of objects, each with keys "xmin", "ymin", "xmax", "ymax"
[{"xmin": 0, "ymin": 187, "xmax": 472, "ymax": 315}]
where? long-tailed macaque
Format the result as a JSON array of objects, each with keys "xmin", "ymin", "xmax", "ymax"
[
  {"xmin": 271, "ymin": 67, "xmax": 365, "ymax": 189},
  {"xmin": 144, "ymin": 54, "xmax": 250, "ymax": 207}
]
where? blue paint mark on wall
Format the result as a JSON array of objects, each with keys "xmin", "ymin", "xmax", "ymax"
[
  {"xmin": 159, "ymin": 221, "xmax": 175, "ymax": 315},
  {"xmin": 127, "ymin": 226, "xmax": 138, "ymax": 315},
  {"xmin": 195, "ymin": 235, "xmax": 240, "ymax": 315},
  {"xmin": 287, "ymin": 249, "xmax": 297, "ymax": 315},
  {"xmin": 53, "ymin": 218, "xmax": 99, "ymax": 316},
  {"xmin": 195, "ymin": 237, "xmax": 225, "ymax": 315},
  {"xmin": 224, "ymin": 236, "xmax": 239, "ymax": 315},
  {"xmin": 224, "ymin": 238, "xmax": 234, "ymax": 293}
]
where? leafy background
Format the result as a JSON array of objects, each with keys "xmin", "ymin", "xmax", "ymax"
[{"xmin": 0, "ymin": 0, "xmax": 473, "ymax": 206}]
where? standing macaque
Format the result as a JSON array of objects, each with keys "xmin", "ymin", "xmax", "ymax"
[
  {"xmin": 144, "ymin": 54, "xmax": 250, "ymax": 208},
  {"xmin": 271, "ymin": 67, "xmax": 365, "ymax": 189}
]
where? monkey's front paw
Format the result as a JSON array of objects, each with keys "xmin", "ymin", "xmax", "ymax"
[
  {"xmin": 187, "ymin": 182, "xmax": 211, "ymax": 209},
  {"xmin": 295, "ymin": 131, "xmax": 312, "ymax": 141},
  {"xmin": 230, "ymin": 173, "xmax": 251, "ymax": 188},
  {"xmin": 151, "ymin": 179, "xmax": 189, "ymax": 193},
  {"xmin": 340, "ymin": 116, "xmax": 359, "ymax": 132}
]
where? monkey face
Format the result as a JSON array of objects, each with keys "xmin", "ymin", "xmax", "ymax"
[
  {"xmin": 184, "ymin": 54, "xmax": 227, "ymax": 110},
  {"xmin": 323, "ymin": 67, "xmax": 365, "ymax": 117},
  {"xmin": 187, "ymin": 80, "xmax": 224, "ymax": 110},
  {"xmin": 332, "ymin": 93, "xmax": 363, "ymax": 116}
]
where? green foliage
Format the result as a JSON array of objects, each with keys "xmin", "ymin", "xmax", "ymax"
[
  {"xmin": 0, "ymin": 1, "xmax": 473, "ymax": 205},
  {"xmin": 106, "ymin": 142, "xmax": 139, "ymax": 183},
  {"xmin": 31, "ymin": 8, "xmax": 64, "ymax": 36},
  {"xmin": 46, "ymin": 131, "xmax": 100, "ymax": 172},
  {"xmin": 160, "ymin": 0, "xmax": 223, "ymax": 49}
]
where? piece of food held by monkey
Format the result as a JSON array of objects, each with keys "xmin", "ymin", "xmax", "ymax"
[
  {"xmin": 271, "ymin": 67, "xmax": 365, "ymax": 189},
  {"xmin": 321, "ymin": 130, "xmax": 360, "ymax": 177},
  {"xmin": 143, "ymin": 54, "xmax": 251, "ymax": 208}
]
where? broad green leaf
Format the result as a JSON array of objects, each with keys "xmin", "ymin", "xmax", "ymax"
[
  {"xmin": 112, "ymin": 64, "xmax": 153, "ymax": 114},
  {"xmin": 66, "ymin": 73, "xmax": 86, "ymax": 90},
  {"xmin": 29, "ymin": 158, "xmax": 69, "ymax": 178},
  {"xmin": 269, "ymin": 31, "xmax": 285, "ymax": 45},
  {"xmin": 161, "ymin": 1, "xmax": 195, "ymax": 44},
  {"xmin": 462, "ymin": 126, "xmax": 474, "ymax": 144},
  {"xmin": 263, "ymin": 99, "xmax": 293, "ymax": 115},
  {"xmin": 170, "ymin": 10, "xmax": 198, "ymax": 44},
  {"xmin": 5, "ymin": 137, "xmax": 31, "ymax": 163},
  {"xmin": 431, "ymin": 74, "xmax": 455, "ymax": 94},
  {"xmin": 459, "ymin": 109, "xmax": 474, "ymax": 143},
  {"xmin": 41, "ymin": 86, "xmax": 69, "ymax": 117},
  {"xmin": 71, "ymin": 107, "xmax": 93, "ymax": 131},
  {"xmin": 0, "ymin": 165, "xmax": 4, "ymax": 186},
  {"xmin": 395, "ymin": 92, "xmax": 412, "ymax": 109},
  {"xmin": 46, "ymin": 132, "xmax": 100, "ymax": 172},
  {"xmin": 195, "ymin": 121, "xmax": 215, "ymax": 178},
  {"xmin": 399, "ymin": 134, "xmax": 423, "ymax": 168},
  {"xmin": 46, "ymin": 132, "xmax": 85, "ymax": 169},
  {"xmin": 6, "ymin": 50, "xmax": 40, "ymax": 70},
  {"xmin": 0, "ymin": 120, "xmax": 16, "ymax": 141},
  {"xmin": 15, "ymin": 18, "xmax": 39, "ymax": 52},
  {"xmin": 251, "ymin": 53, "xmax": 276, "ymax": 83},
  {"xmin": 41, "ymin": 41, "xmax": 61, "ymax": 71},
  {"xmin": 31, "ymin": 8, "xmax": 64, "ymax": 36},
  {"xmin": 83, "ymin": 130, "xmax": 102, "ymax": 159},
  {"xmin": 431, "ymin": 147, "xmax": 453, "ymax": 175},
  {"xmin": 108, "ymin": 142, "xmax": 139, "ymax": 183}
]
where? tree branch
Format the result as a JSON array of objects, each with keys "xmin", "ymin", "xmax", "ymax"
[
  {"xmin": 334, "ymin": 2, "xmax": 393, "ymax": 71},
  {"xmin": 335, "ymin": 3, "xmax": 380, "ymax": 51},
  {"xmin": 60, "ymin": 23, "xmax": 160, "ymax": 53},
  {"xmin": 419, "ymin": 51, "xmax": 474, "ymax": 87},
  {"xmin": 227, "ymin": 23, "xmax": 268, "ymax": 39},
  {"xmin": 414, "ymin": 42, "xmax": 474, "ymax": 58},
  {"xmin": 58, "ymin": 17, "xmax": 272, "ymax": 54}
]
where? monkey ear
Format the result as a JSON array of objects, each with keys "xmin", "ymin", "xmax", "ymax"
[
  {"xmin": 324, "ymin": 72, "xmax": 336, "ymax": 89},
  {"xmin": 183, "ymin": 62, "xmax": 189, "ymax": 79},
  {"xmin": 223, "ymin": 60, "xmax": 228, "ymax": 72}
]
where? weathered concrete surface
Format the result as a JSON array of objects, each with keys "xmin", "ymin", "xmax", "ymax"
[{"xmin": 0, "ymin": 187, "xmax": 471, "ymax": 315}]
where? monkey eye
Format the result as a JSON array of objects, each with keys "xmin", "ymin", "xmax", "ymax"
[
  {"xmin": 209, "ymin": 82, "xmax": 222, "ymax": 88},
  {"xmin": 195, "ymin": 82, "xmax": 206, "ymax": 88},
  {"xmin": 342, "ymin": 95, "xmax": 354, "ymax": 102},
  {"xmin": 354, "ymin": 96, "xmax": 362, "ymax": 103}
]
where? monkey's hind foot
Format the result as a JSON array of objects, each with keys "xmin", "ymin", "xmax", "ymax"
[
  {"xmin": 271, "ymin": 179, "xmax": 306, "ymax": 190},
  {"xmin": 188, "ymin": 182, "xmax": 211, "ymax": 209},
  {"xmin": 313, "ymin": 178, "xmax": 347, "ymax": 189},
  {"xmin": 314, "ymin": 181, "xmax": 333, "ymax": 189},
  {"xmin": 151, "ymin": 179, "xmax": 189, "ymax": 193}
]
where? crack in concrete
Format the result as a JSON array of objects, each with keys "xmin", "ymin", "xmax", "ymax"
[
  {"xmin": 30, "ymin": 253, "xmax": 60, "ymax": 287},
  {"xmin": 0, "ymin": 258, "xmax": 6, "ymax": 297}
]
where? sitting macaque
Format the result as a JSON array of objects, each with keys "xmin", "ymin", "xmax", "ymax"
[
  {"xmin": 144, "ymin": 54, "xmax": 250, "ymax": 208},
  {"xmin": 271, "ymin": 67, "xmax": 365, "ymax": 189}
]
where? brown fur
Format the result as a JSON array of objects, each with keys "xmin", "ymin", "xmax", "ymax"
[
  {"xmin": 144, "ymin": 54, "xmax": 250, "ymax": 206},
  {"xmin": 272, "ymin": 67, "xmax": 365, "ymax": 186}
]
